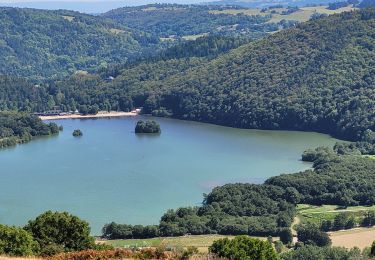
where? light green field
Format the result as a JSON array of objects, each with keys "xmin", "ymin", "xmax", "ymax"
[
  {"xmin": 297, "ymin": 204, "xmax": 375, "ymax": 225},
  {"xmin": 62, "ymin": 15, "xmax": 74, "ymax": 22},
  {"xmin": 103, "ymin": 235, "xmax": 277, "ymax": 253},
  {"xmin": 363, "ymin": 154, "xmax": 375, "ymax": 159},
  {"xmin": 210, "ymin": 5, "xmax": 357, "ymax": 23}
]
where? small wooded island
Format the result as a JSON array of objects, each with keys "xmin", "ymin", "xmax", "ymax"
[
  {"xmin": 135, "ymin": 120, "xmax": 161, "ymax": 134},
  {"xmin": 72, "ymin": 129, "xmax": 83, "ymax": 137}
]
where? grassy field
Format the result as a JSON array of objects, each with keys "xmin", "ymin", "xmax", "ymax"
[
  {"xmin": 210, "ymin": 5, "xmax": 357, "ymax": 23},
  {"xmin": 182, "ymin": 33, "xmax": 209, "ymax": 41},
  {"xmin": 297, "ymin": 204, "xmax": 375, "ymax": 225},
  {"xmin": 102, "ymin": 235, "xmax": 277, "ymax": 253},
  {"xmin": 103, "ymin": 235, "xmax": 234, "ymax": 253}
]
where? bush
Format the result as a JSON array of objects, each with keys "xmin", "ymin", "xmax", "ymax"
[
  {"xmin": 0, "ymin": 224, "xmax": 39, "ymax": 256},
  {"xmin": 135, "ymin": 120, "xmax": 161, "ymax": 134},
  {"xmin": 73, "ymin": 129, "xmax": 83, "ymax": 137},
  {"xmin": 24, "ymin": 211, "xmax": 95, "ymax": 252},
  {"xmin": 279, "ymin": 228, "xmax": 293, "ymax": 245},
  {"xmin": 371, "ymin": 241, "xmax": 375, "ymax": 257},
  {"xmin": 209, "ymin": 235, "xmax": 278, "ymax": 260},
  {"xmin": 281, "ymin": 245, "xmax": 361, "ymax": 260}
]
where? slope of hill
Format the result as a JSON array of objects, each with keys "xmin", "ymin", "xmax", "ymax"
[
  {"xmin": 102, "ymin": 4, "xmax": 291, "ymax": 40},
  {"xmin": 132, "ymin": 8, "xmax": 374, "ymax": 141},
  {"xmin": 0, "ymin": 7, "xmax": 159, "ymax": 80}
]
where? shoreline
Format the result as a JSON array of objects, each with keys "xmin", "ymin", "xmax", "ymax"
[{"xmin": 39, "ymin": 111, "xmax": 139, "ymax": 121}]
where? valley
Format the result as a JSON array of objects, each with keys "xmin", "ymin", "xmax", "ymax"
[{"xmin": 0, "ymin": 1, "xmax": 374, "ymax": 259}]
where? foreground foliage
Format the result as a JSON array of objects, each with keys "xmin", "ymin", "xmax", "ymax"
[
  {"xmin": 0, "ymin": 224, "xmax": 38, "ymax": 256},
  {"xmin": 281, "ymin": 245, "xmax": 368, "ymax": 260},
  {"xmin": 209, "ymin": 236, "xmax": 278, "ymax": 260},
  {"xmin": 25, "ymin": 211, "xmax": 95, "ymax": 255}
]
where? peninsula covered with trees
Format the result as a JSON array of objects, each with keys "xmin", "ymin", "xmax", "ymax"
[{"xmin": 0, "ymin": 111, "xmax": 60, "ymax": 148}]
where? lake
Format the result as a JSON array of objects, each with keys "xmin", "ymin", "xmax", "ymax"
[{"xmin": 0, "ymin": 116, "xmax": 340, "ymax": 234}]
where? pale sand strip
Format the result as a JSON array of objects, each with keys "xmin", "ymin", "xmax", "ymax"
[
  {"xmin": 39, "ymin": 111, "xmax": 139, "ymax": 121},
  {"xmin": 329, "ymin": 227, "xmax": 375, "ymax": 249}
]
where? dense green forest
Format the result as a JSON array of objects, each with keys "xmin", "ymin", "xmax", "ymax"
[
  {"xmin": 0, "ymin": 111, "xmax": 60, "ymax": 148},
  {"xmin": 0, "ymin": 7, "xmax": 160, "ymax": 80}
]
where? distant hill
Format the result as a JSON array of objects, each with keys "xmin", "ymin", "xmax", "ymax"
[
  {"xmin": 0, "ymin": 7, "xmax": 159, "ymax": 80},
  {"xmin": 102, "ymin": 4, "xmax": 292, "ymax": 40}
]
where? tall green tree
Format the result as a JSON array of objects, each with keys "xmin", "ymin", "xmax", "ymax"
[{"xmin": 24, "ymin": 211, "xmax": 94, "ymax": 252}]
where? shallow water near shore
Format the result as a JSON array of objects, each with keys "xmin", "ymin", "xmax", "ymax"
[{"xmin": 0, "ymin": 116, "xmax": 340, "ymax": 234}]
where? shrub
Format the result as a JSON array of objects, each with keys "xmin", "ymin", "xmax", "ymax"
[
  {"xmin": 72, "ymin": 129, "xmax": 83, "ymax": 137},
  {"xmin": 279, "ymin": 228, "xmax": 293, "ymax": 245},
  {"xmin": 296, "ymin": 224, "xmax": 331, "ymax": 247},
  {"xmin": 0, "ymin": 224, "xmax": 39, "ymax": 256},
  {"xmin": 209, "ymin": 235, "xmax": 279, "ymax": 260},
  {"xmin": 135, "ymin": 120, "xmax": 161, "ymax": 134}
]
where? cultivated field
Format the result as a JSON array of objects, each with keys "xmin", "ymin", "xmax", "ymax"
[{"xmin": 330, "ymin": 227, "xmax": 375, "ymax": 249}]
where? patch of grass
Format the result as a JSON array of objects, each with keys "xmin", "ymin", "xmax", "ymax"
[
  {"xmin": 182, "ymin": 33, "xmax": 209, "ymax": 41},
  {"xmin": 109, "ymin": 28, "xmax": 126, "ymax": 34},
  {"xmin": 209, "ymin": 9, "xmax": 264, "ymax": 16},
  {"xmin": 297, "ymin": 204, "xmax": 375, "ymax": 225},
  {"xmin": 62, "ymin": 15, "xmax": 74, "ymax": 22}
]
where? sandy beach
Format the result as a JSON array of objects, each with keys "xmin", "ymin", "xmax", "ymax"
[{"xmin": 39, "ymin": 111, "xmax": 139, "ymax": 121}]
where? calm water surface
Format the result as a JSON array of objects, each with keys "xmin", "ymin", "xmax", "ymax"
[{"xmin": 0, "ymin": 116, "xmax": 339, "ymax": 234}]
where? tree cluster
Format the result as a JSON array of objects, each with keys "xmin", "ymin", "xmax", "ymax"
[{"xmin": 0, "ymin": 111, "xmax": 60, "ymax": 148}]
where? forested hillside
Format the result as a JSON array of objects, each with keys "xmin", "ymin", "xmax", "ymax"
[
  {"xmin": 52, "ymin": 8, "xmax": 375, "ymax": 141},
  {"xmin": 0, "ymin": 7, "xmax": 159, "ymax": 80},
  {"xmin": 145, "ymin": 8, "xmax": 375, "ymax": 141},
  {"xmin": 102, "ymin": 4, "xmax": 290, "ymax": 40},
  {"xmin": 1, "ymin": 8, "xmax": 374, "ymax": 141}
]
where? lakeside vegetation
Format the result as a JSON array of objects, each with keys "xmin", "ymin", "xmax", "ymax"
[
  {"xmin": 102, "ymin": 150, "xmax": 375, "ymax": 240},
  {"xmin": 0, "ymin": 111, "xmax": 60, "ymax": 148}
]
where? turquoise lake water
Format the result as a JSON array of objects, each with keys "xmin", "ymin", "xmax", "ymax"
[{"xmin": 0, "ymin": 116, "xmax": 339, "ymax": 234}]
